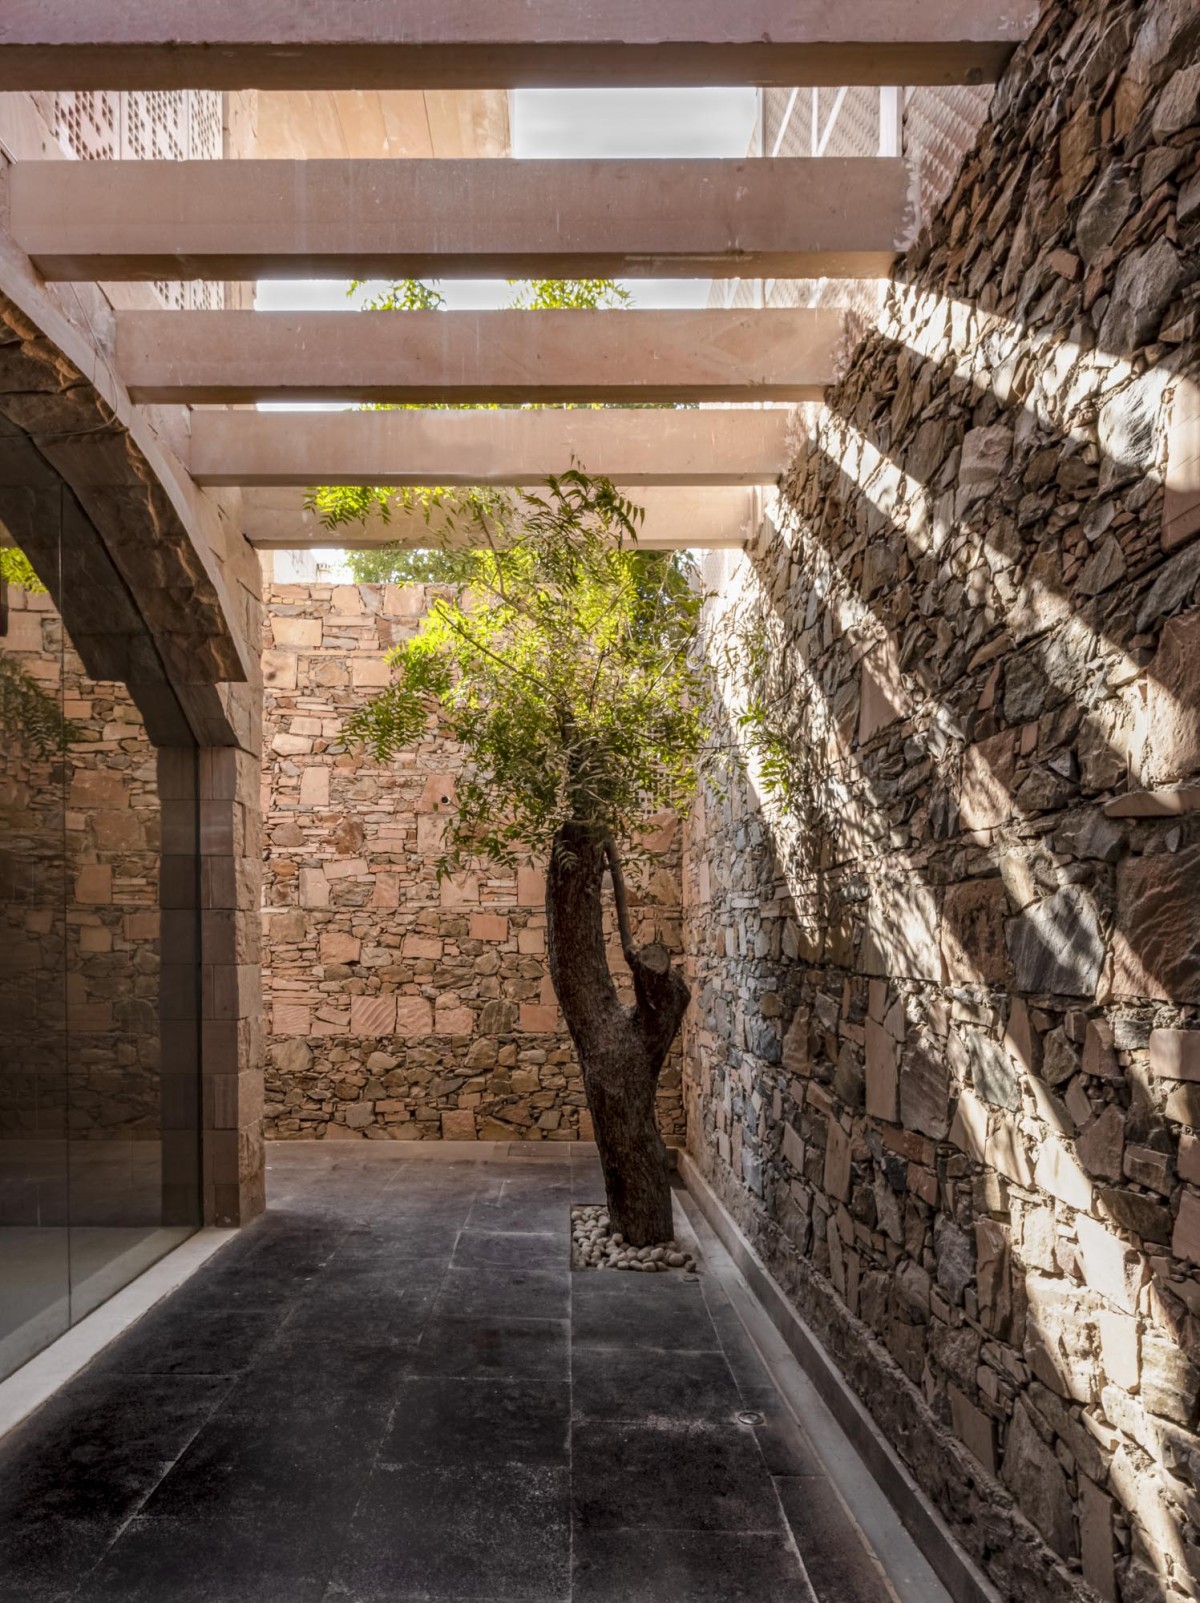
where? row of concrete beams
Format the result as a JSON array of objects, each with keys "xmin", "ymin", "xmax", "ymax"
[
  {"xmin": 12, "ymin": 159, "xmax": 916, "ymax": 283},
  {"xmin": 119, "ymin": 310, "xmax": 841, "ymax": 405},
  {"xmin": 0, "ymin": 3, "xmax": 1040, "ymax": 90},
  {"xmin": 241, "ymin": 487, "xmax": 761, "ymax": 552},
  {"xmin": 189, "ymin": 408, "xmax": 792, "ymax": 489}
]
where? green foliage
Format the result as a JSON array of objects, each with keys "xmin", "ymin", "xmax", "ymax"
[
  {"xmin": 348, "ymin": 278, "xmax": 448, "ymax": 312},
  {"xmin": 343, "ymin": 546, "xmax": 480, "ymax": 586},
  {"xmin": 506, "ymin": 279, "xmax": 632, "ymax": 311},
  {"xmin": 0, "ymin": 546, "xmax": 47, "ymax": 595},
  {"xmin": 346, "ymin": 472, "xmax": 710, "ymax": 868},
  {"xmin": 0, "ymin": 656, "xmax": 78, "ymax": 757},
  {"xmin": 308, "ymin": 277, "xmax": 636, "ymax": 540},
  {"xmin": 304, "ymin": 482, "xmax": 511, "ymax": 537}
]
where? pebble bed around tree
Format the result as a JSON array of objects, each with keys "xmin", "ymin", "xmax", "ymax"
[{"xmin": 570, "ymin": 1203, "xmax": 698, "ymax": 1272}]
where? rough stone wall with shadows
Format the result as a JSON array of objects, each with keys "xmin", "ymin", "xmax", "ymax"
[
  {"xmin": 261, "ymin": 579, "xmax": 685, "ymax": 1146},
  {"xmin": 684, "ymin": 4, "xmax": 1200, "ymax": 1601}
]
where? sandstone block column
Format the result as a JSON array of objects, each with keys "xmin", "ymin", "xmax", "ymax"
[
  {"xmin": 159, "ymin": 727, "xmax": 265, "ymax": 1228},
  {"xmin": 199, "ymin": 738, "xmax": 265, "ymax": 1225}
]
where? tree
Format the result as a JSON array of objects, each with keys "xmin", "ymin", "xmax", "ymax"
[{"xmin": 346, "ymin": 473, "xmax": 708, "ymax": 1245}]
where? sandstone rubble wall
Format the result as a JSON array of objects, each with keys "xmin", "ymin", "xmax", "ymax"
[
  {"xmin": 685, "ymin": 3, "xmax": 1200, "ymax": 1600},
  {"xmin": 261, "ymin": 578, "xmax": 685, "ymax": 1146}
]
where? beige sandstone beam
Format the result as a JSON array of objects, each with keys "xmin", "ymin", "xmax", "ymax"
[
  {"xmin": 239, "ymin": 486, "xmax": 761, "ymax": 552},
  {"xmin": 118, "ymin": 310, "xmax": 841, "ymax": 406},
  {"xmin": 14, "ymin": 158, "xmax": 916, "ymax": 282},
  {"xmin": 189, "ymin": 408, "xmax": 792, "ymax": 488},
  {"xmin": 0, "ymin": 2, "xmax": 1038, "ymax": 89}
]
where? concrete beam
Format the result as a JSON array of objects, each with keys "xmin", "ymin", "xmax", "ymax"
[
  {"xmin": 14, "ymin": 158, "xmax": 915, "ymax": 282},
  {"xmin": 238, "ymin": 485, "xmax": 761, "ymax": 552},
  {"xmin": 0, "ymin": 3, "xmax": 1039, "ymax": 89},
  {"xmin": 189, "ymin": 408, "xmax": 792, "ymax": 488},
  {"xmin": 118, "ymin": 310, "xmax": 841, "ymax": 406}
]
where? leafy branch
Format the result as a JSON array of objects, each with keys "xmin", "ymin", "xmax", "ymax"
[
  {"xmin": 0, "ymin": 656, "xmax": 80, "ymax": 757},
  {"xmin": 344, "ymin": 471, "xmax": 711, "ymax": 874},
  {"xmin": 1, "ymin": 547, "xmax": 47, "ymax": 595}
]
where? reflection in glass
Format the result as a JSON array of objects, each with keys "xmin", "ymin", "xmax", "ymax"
[
  {"xmin": 0, "ymin": 509, "xmax": 201, "ymax": 1381},
  {"xmin": 0, "ymin": 533, "xmax": 70, "ymax": 1375}
]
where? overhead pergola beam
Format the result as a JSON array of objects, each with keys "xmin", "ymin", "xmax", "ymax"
[
  {"xmin": 118, "ymin": 310, "xmax": 841, "ymax": 406},
  {"xmin": 189, "ymin": 407, "xmax": 792, "ymax": 488},
  {"xmin": 13, "ymin": 157, "xmax": 916, "ymax": 283},
  {"xmin": 239, "ymin": 486, "xmax": 763, "ymax": 552},
  {"xmin": 0, "ymin": 3, "xmax": 1040, "ymax": 90}
]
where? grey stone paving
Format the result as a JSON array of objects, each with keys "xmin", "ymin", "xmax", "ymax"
[{"xmin": 0, "ymin": 1144, "xmax": 897, "ymax": 1602}]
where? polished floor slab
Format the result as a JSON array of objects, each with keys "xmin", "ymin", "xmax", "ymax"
[{"xmin": 0, "ymin": 1142, "xmax": 942, "ymax": 1602}]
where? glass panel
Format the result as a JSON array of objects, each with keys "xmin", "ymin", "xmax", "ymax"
[
  {"xmin": 0, "ymin": 512, "xmax": 71, "ymax": 1380},
  {"xmin": 0, "ymin": 478, "xmax": 202, "ymax": 1382},
  {"xmin": 62, "ymin": 628, "xmax": 199, "ymax": 1322}
]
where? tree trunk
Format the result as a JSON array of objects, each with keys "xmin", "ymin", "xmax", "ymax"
[{"xmin": 545, "ymin": 821, "xmax": 690, "ymax": 1246}]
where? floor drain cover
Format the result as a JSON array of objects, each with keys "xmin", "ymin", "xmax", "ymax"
[{"xmin": 737, "ymin": 1410, "xmax": 765, "ymax": 1426}]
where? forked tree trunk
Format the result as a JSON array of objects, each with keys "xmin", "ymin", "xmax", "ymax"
[{"xmin": 545, "ymin": 821, "xmax": 690, "ymax": 1246}]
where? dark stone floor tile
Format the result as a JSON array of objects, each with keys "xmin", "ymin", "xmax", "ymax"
[
  {"xmin": 451, "ymin": 1228, "xmax": 566, "ymax": 1272},
  {"xmin": 0, "ymin": 1517, "xmax": 116, "ymax": 1603},
  {"xmin": 328, "ymin": 1461, "xmax": 569, "ymax": 1602},
  {"xmin": 138, "ymin": 1407, "xmax": 384, "ymax": 1521},
  {"xmin": 25, "ymin": 1371, "xmax": 231, "ymax": 1462},
  {"xmin": 431, "ymin": 1265, "xmax": 569, "ymax": 1322},
  {"xmin": 703, "ymin": 1299, "xmax": 775, "ymax": 1389},
  {"xmin": 572, "ymin": 1528, "xmax": 814, "ymax": 1603},
  {"xmin": 571, "ymin": 1277, "xmax": 720, "ymax": 1352},
  {"xmin": 411, "ymin": 1315, "xmax": 570, "ymax": 1381},
  {"xmin": 467, "ymin": 1197, "xmax": 571, "ymax": 1234},
  {"xmin": 75, "ymin": 1515, "xmax": 334, "ymax": 1603},
  {"xmin": 0, "ymin": 1442, "xmax": 172, "ymax": 1525},
  {"xmin": 227, "ymin": 1216, "xmax": 346, "ymax": 1266},
  {"xmin": 217, "ymin": 1340, "xmax": 409, "ymax": 1417},
  {"xmin": 738, "ymin": 1387, "xmax": 826, "ymax": 1478},
  {"xmin": 334, "ymin": 1224, "xmax": 464, "ymax": 1263},
  {"xmin": 380, "ymin": 1377, "xmax": 569, "ymax": 1467},
  {"xmin": 774, "ymin": 1478, "xmax": 894, "ymax": 1603},
  {"xmin": 86, "ymin": 1306, "xmax": 287, "ymax": 1377},
  {"xmin": 281, "ymin": 1273, "xmax": 435, "ymax": 1338},
  {"xmin": 159, "ymin": 1264, "xmax": 315, "ymax": 1315},
  {"xmin": 572, "ymin": 1418, "xmax": 782, "ymax": 1533},
  {"xmin": 571, "ymin": 1346, "xmax": 742, "ymax": 1423}
]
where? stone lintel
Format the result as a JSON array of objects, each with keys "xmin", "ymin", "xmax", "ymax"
[
  {"xmin": 0, "ymin": 3, "xmax": 1038, "ymax": 91},
  {"xmin": 118, "ymin": 310, "xmax": 842, "ymax": 406},
  {"xmin": 238, "ymin": 485, "xmax": 763, "ymax": 552},
  {"xmin": 190, "ymin": 407, "xmax": 791, "ymax": 489},
  {"xmin": 14, "ymin": 157, "xmax": 916, "ymax": 282}
]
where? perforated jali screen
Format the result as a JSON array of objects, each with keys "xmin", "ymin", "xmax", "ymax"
[{"xmin": 54, "ymin": 90, "xmax": 225, "ymax": 310}]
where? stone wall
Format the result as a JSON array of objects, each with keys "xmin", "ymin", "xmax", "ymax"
[
  {"xmin": 1, "ymin": 577, "xmax": 163, "ymax": 1145},
  {"xmin": 685, "ymin": 4, "xmax": 1200, "ymax": 1602},
  {"xmin": 261, "ymin": 578, "xmax": 685, "ymax": 1145}
]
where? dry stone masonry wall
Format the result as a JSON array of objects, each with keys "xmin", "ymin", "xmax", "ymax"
[
  {"xmin": 261, "ymin": 579, "xmax": 685, "ymax": 1145},
  {"xmin": 685, "ymin": 4, "xmax": 1200, "ymax": 1602}
]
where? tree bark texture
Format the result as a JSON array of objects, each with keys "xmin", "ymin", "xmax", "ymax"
[{"xmin": 545, "ymin": 821, "xmax": 690, "ymax": 1246}]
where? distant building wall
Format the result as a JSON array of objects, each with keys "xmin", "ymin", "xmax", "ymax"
[{"xmin": 260, "ymin": 577, "xmax": 685, "ymax": 1145}]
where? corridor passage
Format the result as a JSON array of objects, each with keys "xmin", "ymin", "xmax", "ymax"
[{"xmin": 1, "ymin": 1144, "xmax": 945, "ymax": 1602}]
